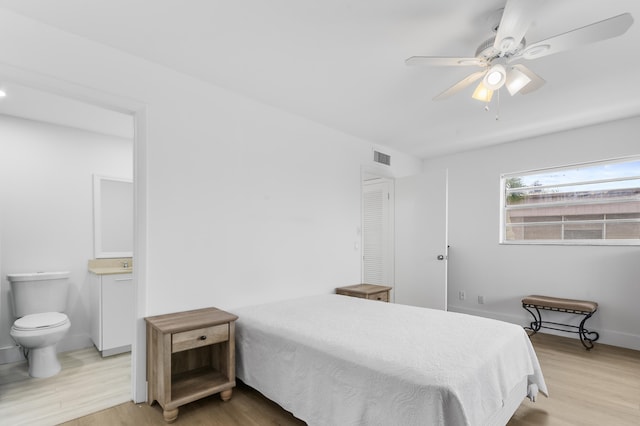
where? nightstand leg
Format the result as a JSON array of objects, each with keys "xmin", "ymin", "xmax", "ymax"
[
  {"xmin": 220, "ymin": 389, "xmax": 233, "ymax": 401},
  {"xmin": 163, "ymin": 408, "xmax": 179, "ymax": 423}
]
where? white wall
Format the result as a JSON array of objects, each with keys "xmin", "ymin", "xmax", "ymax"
[
  {"xmin": 0, "ymin": 114, "xmax": 132, "ymax": 362},
  {"xmin": 423, "ymin": 116, "xmax": 640, "ymax": 350},
  {"xmin": 143, "ymin": 96, "xmax": 420, "ymax": 315},
  {"xmin": 0, "ymin": 9, "xmax": 422, "ymax": 398}
]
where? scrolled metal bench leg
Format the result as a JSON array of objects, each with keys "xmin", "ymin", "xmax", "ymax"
[
  {"xmin": 578, "ymin": 311, "xmax": 599, "ymax": 350},
  {"xmin": 523, "ymin": 304, "xmax": 542, "ymax": 335}
]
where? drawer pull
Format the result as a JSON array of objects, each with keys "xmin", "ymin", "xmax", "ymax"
[{"xmin": 199, "ymin": 335, "xmax": 207, "ymax": 341}]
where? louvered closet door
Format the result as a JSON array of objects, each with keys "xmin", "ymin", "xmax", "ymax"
[{"xmin": 362, "ymin": 179, "xmax": 393, "ymax": 288}]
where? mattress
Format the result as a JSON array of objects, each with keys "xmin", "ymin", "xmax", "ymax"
[{"xmin": 234, "ymin": 294, "xmax": 547, "ymax": 426}]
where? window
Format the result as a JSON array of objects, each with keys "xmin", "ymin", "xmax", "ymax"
[{"xmin": 501, "ymin": 157, "xmax": 640, "ymax": 245}]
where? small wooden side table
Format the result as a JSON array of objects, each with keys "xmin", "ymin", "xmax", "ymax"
[
  {"xmin": 336, "ymin": 284, "xmax": 392, "ymax": 302},
  {"xmin": 145, "ymin": 307, "xmax": 238, "ymax": 423}
]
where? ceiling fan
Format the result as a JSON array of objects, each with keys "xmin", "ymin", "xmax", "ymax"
[{"xmin": 406, "ymin": 0, "xmax": 634, "ymax": 102}]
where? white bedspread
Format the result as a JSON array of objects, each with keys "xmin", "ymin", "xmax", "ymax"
[{"xmin": 234, "ymin": 294, "xmax": 547, "ymax": 426}]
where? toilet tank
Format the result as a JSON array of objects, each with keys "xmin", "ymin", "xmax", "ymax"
[{"xmin": 7, "ymin": 271, "xmax": 70, "ymax": 317}]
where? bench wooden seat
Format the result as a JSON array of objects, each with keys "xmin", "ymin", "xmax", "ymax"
[{"xmin": 522, "ymin": 295, "xmax": 599, "ymax": 350}]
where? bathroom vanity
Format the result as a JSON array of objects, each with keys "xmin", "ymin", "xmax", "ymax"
[{"xmin": 88, "ymin": 258, "xmax": 134, "ymax": 357}]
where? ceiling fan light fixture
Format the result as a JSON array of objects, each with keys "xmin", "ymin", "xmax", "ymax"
[
  {"xmin": 472, "ymin": 81, "xmax": 493, "ymax": 102},
  {"xmin": 483, "ymin": 64, "xmax": 506, "ymax": 90},
  {"xmin": 505, "ymin": 67, "xmax": 532, "ymax": 95}
]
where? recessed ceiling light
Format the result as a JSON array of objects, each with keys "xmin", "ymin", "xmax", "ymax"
[{"xmin": 0, "ymin": 89, "xmax": 6, "ymax": 98}]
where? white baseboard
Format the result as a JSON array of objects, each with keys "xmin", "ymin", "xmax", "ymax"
[
  {"xmin": 0, "ymin": 333, "xmax": 94, "ymax": 365},
  {"xmin": 57, "ymin": 333, "xmax": 93, "ymax": 353},
  {"xmin": 0, "ymin": 345, "xmax": 23, "ymax": 364},
  {"xmin": 448, "ymin": 305, "xmax": 522, "ymax": 324},
  {"xmin": 448, "ymin": 304, "xmax": 640, "ymax": 351}
]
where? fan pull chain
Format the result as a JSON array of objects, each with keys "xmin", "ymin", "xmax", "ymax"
[{"xmin": 482, "ymin": 90, "xmax": 500, "ymax": 120}]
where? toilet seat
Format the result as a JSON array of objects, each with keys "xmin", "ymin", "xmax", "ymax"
[{"xmin": 13, "ymin": 312, "xmax": 69, "ymax": 331}]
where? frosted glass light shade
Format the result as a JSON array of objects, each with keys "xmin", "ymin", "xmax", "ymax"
[
  {"xmin": 505, "ymin": 67, "xmax": 532, "ymax": 96},
  {"xmin": 472, "ymin": 82, "xmax": 493, "ymax": 102},
  {"xmin": 483, "ymin": 64, "xmax": 506, "ymax": 90}
]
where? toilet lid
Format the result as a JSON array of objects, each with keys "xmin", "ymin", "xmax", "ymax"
[{"xmin": 13, "ymin": 312, "xmax": 69, "ymax": 330}]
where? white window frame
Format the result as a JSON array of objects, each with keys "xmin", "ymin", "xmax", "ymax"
[{"xmin": 500, "ymin": 156, "xmax": 640, "ymax": 246}]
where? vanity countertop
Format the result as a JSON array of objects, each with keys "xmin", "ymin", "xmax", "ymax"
[
  {"xmin": 89, "ymin": 266, "xmax": 133, "ymax": 275},
  {"xmin": 88, "ymin": 258, "xmax": 133, "ymax": 275}
]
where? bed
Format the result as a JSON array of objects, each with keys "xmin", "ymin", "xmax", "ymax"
[{"xmin": 233, "ymin": 294, "xmax": 547, "ymax": 426}]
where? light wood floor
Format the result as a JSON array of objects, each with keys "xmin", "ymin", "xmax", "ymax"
[
  {"xmin": 508, "ymin": 333, "xmax": 640, "ymax": 426},
  {"xmin": 0, "ymin": 347, "xmax": 130, "ymax": 426},
  {"xmin": 14, "ymin": 333, "xmax": 640, "ymax": 425}
]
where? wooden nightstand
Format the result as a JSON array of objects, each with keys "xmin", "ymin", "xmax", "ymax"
[
  {"xmin": 145, "ymin": 307, "xmax": 238, "ymax": 423},
  {"xmin": 336, "ymin": 284, "xmax": 392, "ymax": 302}
]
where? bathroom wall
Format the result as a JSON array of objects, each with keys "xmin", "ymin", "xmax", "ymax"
[{"xmin": 0, "ymin": 114, "xmax": 132, "ymax": 363}]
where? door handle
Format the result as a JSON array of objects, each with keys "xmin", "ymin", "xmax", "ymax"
[{"xmin": 437, "ymin": 255, "xmax": 445, "ymax": 260}]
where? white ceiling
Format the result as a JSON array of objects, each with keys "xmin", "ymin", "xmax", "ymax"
[
  {"xmin": 0, "ymin": 0, "xmax": 638, "ymax": 158},
  {"xmin": 0, "ymin": 82, "xmax": 134, "ymax": 139}
]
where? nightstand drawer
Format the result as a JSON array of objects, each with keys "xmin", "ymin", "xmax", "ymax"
[
  {"xmin": 367, "ymin": 292, "xmax": 388, "ymax": 302},
  {"xmin": 172, "ymin": 324, "xmax": 228, "ymax": 353}
]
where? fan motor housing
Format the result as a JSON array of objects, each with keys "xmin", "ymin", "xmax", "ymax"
[{"xmin": 475, "ymin": 36, "xmax": 525, "ymax": 61}]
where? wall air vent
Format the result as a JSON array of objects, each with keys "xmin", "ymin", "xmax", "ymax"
[{"xmin": 373, "ymin": 150, "xmax": 391, "ymax": 166}]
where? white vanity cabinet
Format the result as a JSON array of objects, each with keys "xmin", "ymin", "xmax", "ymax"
[{"xmin": 90, "ymin": 272, "xmax": 134, "ymax": 356}]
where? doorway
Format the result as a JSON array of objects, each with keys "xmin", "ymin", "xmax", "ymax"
[
  {"xmin": 0, "ymin": 73, "xmax": 147, "ymax": 412},
  {"xmin": 361, "ymin": 174, "xmax": 395, "ymax": 300}
]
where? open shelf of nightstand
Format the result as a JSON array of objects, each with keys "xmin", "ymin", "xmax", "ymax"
[{"xmin": 170, "ymin": 368, "xmax": 230, "ymax": 406}]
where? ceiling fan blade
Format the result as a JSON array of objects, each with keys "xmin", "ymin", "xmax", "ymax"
[
  {"xmin": 433, "ymin": 71, "xmax": 486, "ymax": 101},
  {"xmin": 405, "ymin": 56, "xmax": 484, "ymax": 67},
  {"xmin": 511, "ymin": 64, "xmax": 545, "ymax": 94},
  {"xmin": 512, "ymin": 13, "xmax": 634, "ymax": 61},
  {"xmin": 494, "ymin": 0, "xmax": 545, "ymax": 55}
]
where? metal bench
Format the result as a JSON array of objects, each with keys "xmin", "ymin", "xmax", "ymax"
[{"xmin": 522, "ymin": 295, "xmax": 599, "ymax": 350}]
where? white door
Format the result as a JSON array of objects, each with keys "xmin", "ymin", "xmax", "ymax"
[
  {"xmin": 362, "ymin": 179, "xmax": 394, "ymax": 289},
  {"xmin": 395, "ymin": 168, "xmax": 448, "ymax": 310}
]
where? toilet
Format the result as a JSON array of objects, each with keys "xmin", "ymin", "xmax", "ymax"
[{"xmin": 8, "ymin": 271, "xmax": 71, "ymax": 378}]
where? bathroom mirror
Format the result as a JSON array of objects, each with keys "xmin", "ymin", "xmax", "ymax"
[{"xmin": 93, "ymin": 175, "xmax": 133, "ymax": 258}]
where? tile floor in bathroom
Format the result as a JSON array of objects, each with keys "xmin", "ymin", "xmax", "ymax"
[{"xmin": 0, "ymin": 347, "xmax": 130, "ymax": 425}]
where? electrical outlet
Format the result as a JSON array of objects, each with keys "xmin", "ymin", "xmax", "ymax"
[
  {"xmin": 478, "ymin": 295, "xmax": 485, "ymax": 304},
  {"xmin": 459, "ymin": 291, "xmax": 466, "ymax": 301}
]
